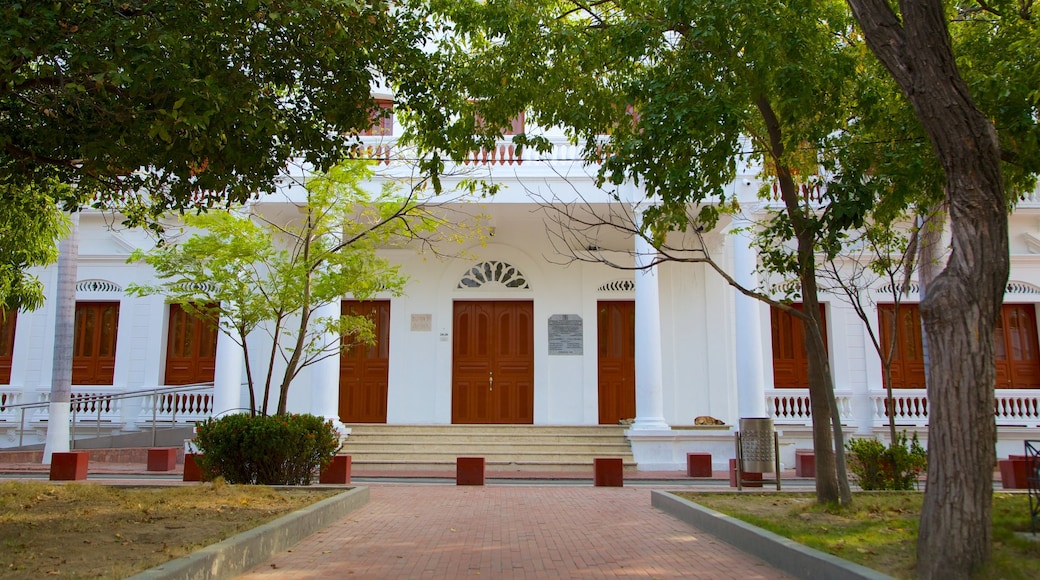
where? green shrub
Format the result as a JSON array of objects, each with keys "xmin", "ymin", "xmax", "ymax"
[
  {"xmin": 846, "ymin": 431, "xmax": 927, "ymax": 491},
  {"xmin": 192, "ymin": 413, "xmax": 341, "ymax": 485}
]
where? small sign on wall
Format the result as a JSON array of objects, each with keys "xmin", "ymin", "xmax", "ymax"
[
  {"xmin": 548, "ymin": 314, "xmax": 583, "ymax": 355},
  {"xmin": 411, "ymin": 314, "xmax": 432, "ymax": 332}
]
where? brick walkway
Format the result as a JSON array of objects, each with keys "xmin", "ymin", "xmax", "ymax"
[{"xmin": 238, "ymin": 484, "xmax": 788, "ymax": 579}]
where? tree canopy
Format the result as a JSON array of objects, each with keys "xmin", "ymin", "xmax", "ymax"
[{"xmin": 0, "ymin": 0, "xmax": 433, "ymax": 308}]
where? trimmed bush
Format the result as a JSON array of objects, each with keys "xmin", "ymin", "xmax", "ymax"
[
  {"xmin": 192, "ymin": 413, "xmax": 341, "ymax": 485},
  {"xmin": 846, "ymin": 431, "xmax": 927, "ymax": 491}
]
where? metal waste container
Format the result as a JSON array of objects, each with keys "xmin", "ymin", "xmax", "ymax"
[{"xmin": 739, "ymin": 417, "xmax": 776, "ymax": 473}]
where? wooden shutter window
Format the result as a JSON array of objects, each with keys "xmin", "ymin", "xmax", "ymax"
[
  {"xmin": 770, "ymin": 304, "xmax": 827, "ymax": 388},
  {"xmin": 164, "ymin": 303, "xmax": 218, "ymax": 386},
  {"xmin": 72, "ymin": 302, "xmax": 119, "ymax": 385},
  {"xmin": 0, "ymin": 309, "xmax": 16, "ymax": 384},
  {"xmin": 877, "ymin": 304, "xmax": 927, "ymax": 390},
  {"xmin": 994, "ymin": 304, "xmax": 1040, "ymax": 389},
  {"xmin": 362, "ymin": 99, "xmax": 394, "ymax": 136}
]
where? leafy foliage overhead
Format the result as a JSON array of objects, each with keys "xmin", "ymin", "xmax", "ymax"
[{"xmin": 0, "ymin": 0, "xmax": 428, "ymax": 223}]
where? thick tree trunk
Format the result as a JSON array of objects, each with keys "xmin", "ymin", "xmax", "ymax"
[{"xmin": 847, "ymin": 1, "xmax": 1007, "ymax": 576}]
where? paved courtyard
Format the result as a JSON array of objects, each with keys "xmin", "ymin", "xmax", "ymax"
[{"xmin": 238, "ymin": 484, "xmax": 788, "ymax": 579}]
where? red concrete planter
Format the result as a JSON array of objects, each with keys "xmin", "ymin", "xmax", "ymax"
[
  {"xmin": 729, "ymin": 458, "xmax": 762, "ymax": 488},
  {"xmin": 319, "ymin": 455, "xmax": 352, "ymax": 484},
  {"xmin": 457, "ymin": 457, "xmax": 485, "ymax": 486},
  {"xmin": 999, "ymin": 459, "xmax": 1031, "ymax": 489},
  {"xmin": 686, "ymin": 453, "xmax": 712, "ymax": 477},
  {"xmin": 183, "ymin": 453, "xmax": 204, "ymax": 482},
  {"xmin": 795, "ymin": 450, "xmax": 815, "ymax": 478},
  {"xmin": 594, "ymin": 457, "xmax": 624, "ymax": 487},
  {"xmin": 50, "ymin": 451, "xmax": 89, "ymax": 481},
  {"xmin": 147, "ymin": 448, "xmax": 178, "ymax": 472}
]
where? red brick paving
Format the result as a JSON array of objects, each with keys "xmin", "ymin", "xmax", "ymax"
[{"xmin": 237, "ymin": 484, "xmax": 789, "ymax": 579}]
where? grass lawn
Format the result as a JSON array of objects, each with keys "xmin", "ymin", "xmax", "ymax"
[
  {"xmin": 676, "ymin": 492, "xmax": 1040, "ymax": 579},
  {"xmin": 0, "ymin": 480, "xmax": 338, "ymax": 579}
]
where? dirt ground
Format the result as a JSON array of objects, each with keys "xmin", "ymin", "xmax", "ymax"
[{"xmin": 0, "ymin": 480, "xmax": 338, "ymax": 579}]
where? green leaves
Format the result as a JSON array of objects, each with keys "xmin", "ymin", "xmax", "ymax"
[{"xmin": 0, "ymin": 179, "xmax": 71, "ymax": 311}]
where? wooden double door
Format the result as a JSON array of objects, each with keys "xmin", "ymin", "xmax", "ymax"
[
  {"xmin": 339, "ymin": 300, "xmax": 391, "ymax": 423},
  {"xmin": 452, "ymin": 301, "xmax": 534, "ymax": 424},
  {"xmin": 598, "ymin": 301, "xmax": 636, "ymax": 425}
]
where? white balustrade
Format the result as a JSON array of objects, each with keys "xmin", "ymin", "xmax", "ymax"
[{"xmin": 765, "ymin": 389, "xmax": 854, "ymax": 425}]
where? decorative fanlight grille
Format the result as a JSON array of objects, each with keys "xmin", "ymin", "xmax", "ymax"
[
  {"xmin": 457, "ymin": 261, "xmax": 530, "ymax": 289},
  {"xmin": 1007, "ymin": 281, "xmax": 1040, "ymax": 295},
  {"xmin": 598, "ymin": 280, "xmax": 635, "ymax": 293},
  {"xmin": 76, "ymin": 279, "xmax": 122, "ymax": 293}
]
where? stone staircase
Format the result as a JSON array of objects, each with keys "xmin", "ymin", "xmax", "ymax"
[{"xmin": 340, "ymin": 424, "xmax": 635, "ymax": 473}]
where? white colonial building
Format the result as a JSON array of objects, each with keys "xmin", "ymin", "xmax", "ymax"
[{"xmin": 2, "ymin": 113, "xmax": 1040, "ymax": 471}]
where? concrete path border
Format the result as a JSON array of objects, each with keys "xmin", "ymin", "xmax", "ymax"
[
  {"xmin": 651, "ymin": 491, "xmax": 895, "ymax": 580},
  {"xmin": 127, "ymin": 487, "xmax": 369, "ymax": 580}
]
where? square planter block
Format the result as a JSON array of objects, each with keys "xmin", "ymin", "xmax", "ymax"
[
  {"xmin": 457, "ymin": 457, "xmax": 485, "ymax": 486},
  {"xmin": 319, "ymin": 455, "xmax": 352, "ymax": 484},
  {"xmin": 686, "ymin": 453, "xmax": 712, "ymax": 478},
  {"xmin": 594, "ymin": 457, "xmax": 624, "ymax": 487},
  {"xmin": 50, "ymin": 451, "xmax": 89, "ymax": 481},
  {"xmin": 795, "ymin": 450, "xmax": 815, "ymax": 478},
  {"xmin": 183, "ymin": 453, "xmax": 204, "ymax": 482},
  {"xmin": 729, "ymin": 458, "xmax": 763, "ymax": 488},
  {"xmin": 999, "ymin": 459, "xmax": 1030, "ymax": 489},
  {"xmin": 147, "ymin": 448, "xmax": 178, "ymax": 472}
]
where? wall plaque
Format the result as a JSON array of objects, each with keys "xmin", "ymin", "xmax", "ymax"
[
  {"xmin": 548, "ymin": 314, "xmax": 583, "ymax": 355},
  {"xmin": 411, "ymin": 314, "xmax": 432, "ymax": 332}
]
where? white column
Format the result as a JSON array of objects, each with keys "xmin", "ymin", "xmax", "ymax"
[
  {"xmin": 731, "ymin": 230, "xmax": 769, "ymax": 418},
  {"xmin": 309, "ymin": 300, "xmax": 342, "ymax": 425},
  {"xmin": 630, "ymin": 206, "xmax": 670, "ymax": 431},
  {"xmin": 213, "ymin": 317, "xmax": 244, "ymax": 417}
]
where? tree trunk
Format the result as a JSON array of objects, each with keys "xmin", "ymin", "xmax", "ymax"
[
  {"xmin": 847, "ymin": 1, "xmax": 1007, "ymax": 576},
  {"xmin": 757, "ymin": 96, "xmax": 850, "ymax": 504},
  {"xmin": 43, "ymin": 212, "xmax": 78, "ymax": 463}
]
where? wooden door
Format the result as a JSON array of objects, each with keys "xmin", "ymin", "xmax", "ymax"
[
  {"xmin": 770, "ymin": 304, "xmax": 827, "ymax": 388},
  {"xmin": 0, "ymin": 309, "xmax": 15, "ymax": 385},
  {"xmin": 878, "ymin": 304, "xmax": 927, "ymax": 389},
  {"xmin": 339, "ymin": 300, "xmax": 391, "ymax": 422},
  {"xmin": 452, "ymin": 301, "xmax": 534, "ymax": 424},
  {"xmin": 72, "ymin": 302, "xmax": 119, "ymax": 385},
  {"xmin": 995, "ymin": 304, "xmax": 1040, "ymax": 389},
  {"xmin": 598, "ymin": 301, "xmax": 635, "ymax": 424},
  {"xmin": 164, "ymin": 304, "xmax": 217, "ymax": 385}
]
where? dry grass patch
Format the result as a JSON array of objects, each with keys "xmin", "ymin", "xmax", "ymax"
[
  {"xmin": 676, "ymin": 492, "xmax": 1040, "ymax": 580},
  {"xmin": 0, "ymin": 480, "xmax": 338, "ymax": 579}
]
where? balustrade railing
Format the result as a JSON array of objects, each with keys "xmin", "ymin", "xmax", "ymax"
[
  {"xmin": 852, "ymin": 389, "xmax": 1039, "ymax": 428},
  {"xmin": 766, "ymin": 389, "xmax": 853, "ymax": 425},
  {"xmin": 1, "ymin": 383, "xmax": 215, "ymax": 448}
]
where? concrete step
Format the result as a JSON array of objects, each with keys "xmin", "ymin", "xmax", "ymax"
[
  {"xmin": 341, "ymin": 444, "xmax": 632, "ymax": 455},
  {"xmin": 340, "ymin": 424, "xmax": 635, "ymax": 473}
]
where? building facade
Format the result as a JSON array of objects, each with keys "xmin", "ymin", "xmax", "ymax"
[{"xmin": 3, "ymin": 126, "xmax": 1040, "ymax": 471}]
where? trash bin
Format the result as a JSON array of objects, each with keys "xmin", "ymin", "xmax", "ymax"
[{"xmin": 739, "ymin": 417, "xmax": 775, "ymax": 473}]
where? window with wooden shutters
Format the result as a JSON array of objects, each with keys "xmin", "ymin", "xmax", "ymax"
[
  {"xmin": 995, "ymin": 304, "xmax": 1040, "ymax": 389},
  {"xmin": 770, "ymin": 304, "xmax": 828, "ymax": 388},
  {"xmin": 164, "ymin": 303, "xmax": 218, "ymax": 385},
  {"xmin": 72, "ymin": 302, "xmax": 119, "ymax": 385},
  {"xmin": 877, "ymin": 303, "xmax": 1040, "ymax": 389},
  {"xmin": 877, "ymin": 304, "xmax": 927, "ymax": 389},
  {"xmin": 362, "ymin": 99, "xmax": 394, "ymax": 136},
  {"xmin": 0, "ymin": 309, "xmax": 15, "ymax": 384},
  {"xmin": 504, "ymin": 112, "xmax": 525, "ymax": 135}
]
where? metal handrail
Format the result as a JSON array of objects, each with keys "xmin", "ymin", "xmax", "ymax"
[{"xmin": 3, "ymin": 383, "xmax": 215, "ymax": 448}]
